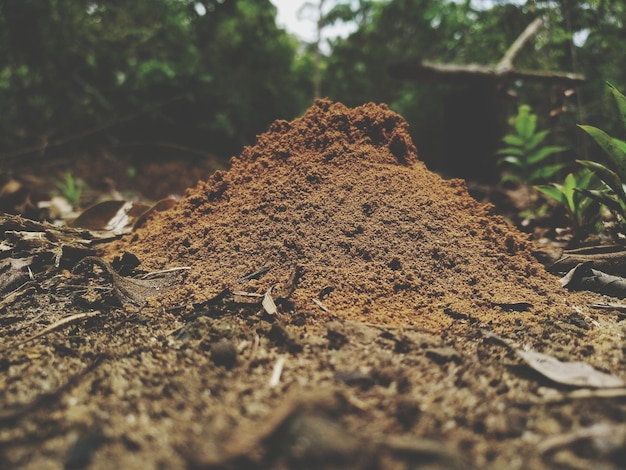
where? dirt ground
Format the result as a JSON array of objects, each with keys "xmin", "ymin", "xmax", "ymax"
[{"xmin": 2, "ymin": 100, "xmax": 626, "ymax": 470}]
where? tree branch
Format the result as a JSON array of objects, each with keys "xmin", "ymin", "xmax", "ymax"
[
  {"xmin": 496, "ymin": 17, "xmax": 543, "ymax": 72},
  {"xmin": 388, "ymin": 60, "xmax": 585, "ymax": 86},
  {"xmin": 388, "ymin": 17, "xmax": 585, "ymax": 86}
]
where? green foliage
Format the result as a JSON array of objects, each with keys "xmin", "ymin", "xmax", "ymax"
[
  {"xmin": 54, "ymin": 172, "xmax": 83, "ymax": 207},
  {"xmin": 576, "ymin": 83, "xmax": 626, "ymax": 227},
  {"xmin": 2, "ymin": 0, "xmax": 626, "ymax": 181},
  {"xmin": 0, "ymin": 0, "xmax": 304, "ymax": 159},
  {"xmin": 535, "ymin": 170, "xmax": 603, "ymax": 236},
  {"xmin": 497, "ymin": 105, "xmax": 567, "ymax": 186}
]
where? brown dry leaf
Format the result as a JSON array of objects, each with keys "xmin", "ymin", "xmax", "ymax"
[
  {"xmin": 262, "ymin": 285, "xmax": 278, "ymax": 315},
  {"xmin": 0, "ymin": 256, "xmax": 33, "ymax": 295},
  {"xmin": 590, "ymin": 302, "xmax": 626, "ymax": 313},
  {"xmin": 515, "ymin": 348, "xmax": 626, "ymax": 388},
  {"xmin": 560, "ymin": 262, "xmax": 626, "ymax": 297},
  {"xmin": 70, "ymin": 200, "xmax": 151, "ymax": 235},
  {"xmin": 482, "ymin": 329, "xmax": 626, "ymax": 388},
  {"xmin": 132, "ymin": 198, "xmax": 178, "ymax": 230},
  {"xmin": 72, "ymin": 257, "xmax": 180, "ymax": 307}
]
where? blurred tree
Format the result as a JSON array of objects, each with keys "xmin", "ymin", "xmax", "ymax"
[
  {"xmin": 0, "ymin": 0, "xmax": 305, "ymax": 166},
  {"xmin": 1, "ymin": 0, "xmax": 624, "ymax": 181},
  {"xmin": 323, "ymin": 0, "xmax": 626, "ymax": 179}
]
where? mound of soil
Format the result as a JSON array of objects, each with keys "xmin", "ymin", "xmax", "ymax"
[
  {"xmin": 112, "ymin": 99, "xmax": 567, "ymax": 330},
  {"xmin": 4, "ymin": 100, "xmax": 626, "ymax": 470}
]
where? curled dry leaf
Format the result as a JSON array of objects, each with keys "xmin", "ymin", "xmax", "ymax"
[
  {"xmin": 482, "ymin": 329, "xmax": 626, "ymax": 388},
  {"xmin": 262, "ymin": 285, "xmax": 278, "ymax": 315},
  {"xmin": 72, "ymin": 256, "xmax": 180, "ymax": 307},
  {"xmin": 516, "ymin": 348, "xmax": 626, "ymax": 388},
  {"xmin": 70, "ymin": 198, "xmax": 177, "ymax": 236},
  {"xmin": 560, "ymin": 262, "xmax": 626, "ymax": 297}
]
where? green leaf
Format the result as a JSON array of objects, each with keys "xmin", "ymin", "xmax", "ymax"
[
  {"xmin": 502, "ymin": 134, "xmax": 524, "ymax": 147},
  {"xmin": 515, "ymin": 105, "xmax": 536, "ymax": 140},
  {"xmin": 497, "ymin": 156, "xmax": 524, "ymax": 168},
  {"xmin": 614, "ymin": 138, "xmax": 626, "ymax": 154},
  {"xmin": 562, "ymin": 172, "xmax": 577, "ymax": 193},
  {"xmin": 577, "ymin": 160, "xmax": 626, "ymax": 204},
  {"xmin": 529, "ymin": 163, "xmax": 567, "ymax": 181},
  {"xmin": 576, "ymin": 168, "xmax": 601, "ymax": 189},
  {"xmin": 501, "ymin": 173, "xmax": 523, "ymax": 184},
  {"xmin": 527, "ymin": 145, "xmax": 567, "ymax": 165},
  {"xmin": 524, "ymin": 129, "xmax": 550, "ymax": 152},
  {"xmin": 496, "ymin": 146, "xmax": 525, "ymax": 157},
  {"xmin": 562, "ymin": 172, "xmax": 578, "ymax": 210},
  {"xmin": 535, "ymin": 184, "xmax": 568, "ymax": 207},
  {"xmin": 608, "ymin": 82, "xmax": 626, "ymax": 130},
  {"xmin": 579, "ymin": 125, "xmax": 626, "ymax": 181},
  {"xmin": 578, "ymin": 188, "xmax": 626, "ymax": 220}
]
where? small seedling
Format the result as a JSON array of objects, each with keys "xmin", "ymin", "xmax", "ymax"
[
  {"xmin": 535, "ymin": 169, "xmax": 604, "ymax": 240},
  {"xmin": 577, "ymin": 83, "xmax": 626, "ymax": 233},
  {"xmin": 497, "ymin": 104, "xmax": 568, "ymax": 210},
  {"xmin": 54, "ymin": 172, "xmax": 84, "ymax": 207}
]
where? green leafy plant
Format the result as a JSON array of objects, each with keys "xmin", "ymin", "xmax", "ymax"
[
  {"xmin": 535, "ymin": 169, "xmax": 604, "ymax": 238},
  {"xmin": 497, "ymin": 104, "xmax": 568, "ymax": 211},
  {"xmin": 54, "ymin": 172, "xmax": 84, "ymax": 207},
  {"xmin": 576, "ymin": 83, "xmax": 626, "ymax": 229}
]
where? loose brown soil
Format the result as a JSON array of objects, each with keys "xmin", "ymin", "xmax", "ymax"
[
  {"xmin": 2, "ymin": 100, "xmax": 626, "ymax": 470},
  {"xmin": 111, "ymin": 99, "xmax": 569, "ymax": 331}
]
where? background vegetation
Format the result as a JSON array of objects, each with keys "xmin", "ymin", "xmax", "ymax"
[{"xmin": 1, "ymin": 0, "xmax": 625, "ymax": 181}]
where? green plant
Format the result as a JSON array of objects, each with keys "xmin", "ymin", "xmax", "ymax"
[
  {"xmin": 497, "ymin": 104, "xmax": 568, "ymax": 210},
  {"xmin": 576, "ymin": 83, "xmax": 626, "ymax": 229},
  {"xmin": 54, "ymin": 172, "xmax": 84, "ymax": 207},
  {"xmin": 535, "ymin": 169, "xmax": 604, "ymax": 238}
]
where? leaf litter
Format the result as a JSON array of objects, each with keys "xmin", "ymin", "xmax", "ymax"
[{"xmin": 2, "ymin": 100, "xmax": 626, "ymax": 469}]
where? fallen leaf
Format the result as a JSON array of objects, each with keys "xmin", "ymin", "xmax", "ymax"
[
  {"xmin": 515, "ymin": 348, "xmax": 626, "ymax": 388},
  {"xmin": 132, "ymin": 198, "xmax": 178, "ymax": 230},
  {"xmin": 560, "ymin": 262, "xmax": 626, "ymax": 297},
  {"xmin": 262, "ymin": 285, "xmax": 278, "ymax": 315},
  {"xmin": 482, "ymin": 329, "xmax": 626, "ymax": 388},
  {"xmin": 72, "ymin": 257, "xmax": 179, "ymax": 307},
  {"xmin": 70, "ymin": 200, "xmax": 151, "ymax": 235},
  {"xmin": 590, "ymin": 302, "xmax": 626, "ymax": 313}
]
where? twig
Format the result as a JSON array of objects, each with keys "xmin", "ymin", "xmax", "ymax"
[
  {"xmin": 269, "ymin": 356, "xmax": 286, "ymax": 388},
  {"xmin": 138, "ymin": 266, "xmax": 190, "ymax": 279},
  {"xmin": 0, "ymin": 96, "xmax": 184, "ymax": 161},
  {"xmin": 1, "ymin": 310, "xmax": 102, "ymax": 353},
  {"xmin": 112, "ymin": 140, "xmax": 217, "ymax": 159}
]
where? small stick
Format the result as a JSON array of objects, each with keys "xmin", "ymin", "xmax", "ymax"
[
  {"xmin": 1, "ymin": 310, "xmax": 102, "ymax": 352},
  {"xmin": 269, "ymin": 356, "xmax": 286, "ymax": 388},
  {"xmin": 138, "ymin": 266, "xmax": 190, "ymax": 279}
]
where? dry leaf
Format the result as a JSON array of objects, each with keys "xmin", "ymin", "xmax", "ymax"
[
  {"xmin": 482, "ymin": 329, "xmax": 626, "ymax": 389},
  {"xmin": 515, "ymin": 348, "xmax": 626, "ymax": 388},
  {"xmin": 262, "ymin": 285, "xmax": 278, "ymax": 315},
  {"xmin": 560, "ymin": 262, "xmax": 626, "ymax": 297},
  {"xmin": 70, "ymin": 200, "xmax": 151, "ymax": 235}
]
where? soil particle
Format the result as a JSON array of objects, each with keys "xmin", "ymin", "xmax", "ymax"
[
  {"xmin": 209, "ymin": 338, "xmax": 238, "ymax": 368},
  {"xmin": 108, "ymin": 99, "xmax": 570, "ymax": 331}
]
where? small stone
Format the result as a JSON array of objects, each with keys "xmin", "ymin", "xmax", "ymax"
[
  {"xmin": 425, "ymin": 347, "xmax": 462, "ymax": 364},
  {"xmin": 210, "ymin": 338, "xmax": 237, "ymax": 368}
]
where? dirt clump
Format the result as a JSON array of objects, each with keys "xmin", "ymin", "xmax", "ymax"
[{"xmin": 109, "ymin": 99, "xmax": 568, "ymax": 329}]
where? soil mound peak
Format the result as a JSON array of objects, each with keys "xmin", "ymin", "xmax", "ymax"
[
  {"xmin": 111, "ymin": 99, "xmax": 567, "ymax": 329},
  {"xmin": 244, "ymin": 99, "xmax": 418, "ymax": 167}
]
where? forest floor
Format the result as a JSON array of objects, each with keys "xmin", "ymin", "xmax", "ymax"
[{"xmin": 2, "ymin": 131, "xmax": 626, "ymax": 469}]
